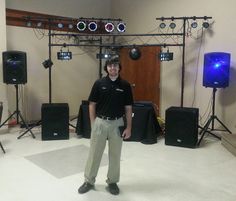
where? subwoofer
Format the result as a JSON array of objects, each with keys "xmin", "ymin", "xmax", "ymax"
[
  {"xmin": 165, "ymin": 106, "xmax": 199, "ymax": 148},
  {"xmin": 41, "ymin": 103, "xmax": 69, "ymax": 140},
  {"xmin": 2, "ymin": 51, "xmax": 27, "ymax": 84}
]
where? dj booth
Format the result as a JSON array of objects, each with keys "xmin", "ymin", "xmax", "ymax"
[{"xmin": 76, "ymin": 101, "xmax": 161, "ymax": 144}]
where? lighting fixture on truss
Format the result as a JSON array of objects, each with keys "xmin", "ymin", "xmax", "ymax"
[
  {"xmin": 57, "ymin": 45, "xmax": 72, "ymax": 60},
  {"xmin": 105, "ymin": 22, "xmax": 115, "ymax": 32},
  {"xmin": 96, "ymin": 48, "xmax": 119, "ymax": 59},
  {"xmin": 88, "ymin": 21, "xmax": 98, "ymax": 31},
  {"xmin": 159, "ymin": 49, "xmax": 173, "ymax": 61},
  {"xmin": 169, "ymin": 22, "xmax": 176, "ymax": 29},
  {"xmin": 77, "ymin": 21, "xmax": 86, "ymax": 31},
  {"xmin": 117, "ymin": 22, "xmax": 126, "ymax": 32}
]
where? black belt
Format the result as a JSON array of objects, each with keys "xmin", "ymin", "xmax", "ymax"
[{"xmin": 97, "ymin": 115, "xmax": 122, "ymax": 121}]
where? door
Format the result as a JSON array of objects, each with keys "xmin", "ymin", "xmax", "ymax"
[{"xmin": 120, "ymin": 46, "xmax": 161, "ymax": 115}]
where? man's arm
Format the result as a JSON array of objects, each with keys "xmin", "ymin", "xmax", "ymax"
[
  {"xmin": 89, "ymin": 101, "xmax": 97, "ymax": 125},
  {"xmin": 122, "ymin": 105, "xmax": 132, "ymax": 139}
]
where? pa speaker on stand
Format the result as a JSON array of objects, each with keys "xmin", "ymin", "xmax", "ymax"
[
  {"xmin": 0, "ymin": 51, "xmax": 35, "ymax": 139},
  {"xmin": 198, "ymin": 52, "xmax": 232, "ymax": 146},
  {"xmin": 2, "ymin": 51, "xmax": 27, "ymax": 84}
]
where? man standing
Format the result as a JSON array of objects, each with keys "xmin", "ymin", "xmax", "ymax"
[{"xmin": 78, "ymin": 56, "xmax": 133, "ymax": 195}]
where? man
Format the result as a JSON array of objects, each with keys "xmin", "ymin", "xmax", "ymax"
[{"xmin": 78, "ymin": 56, "xmax": 133, "ymax": 195}]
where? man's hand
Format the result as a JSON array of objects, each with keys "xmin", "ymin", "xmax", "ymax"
[{"xmin": 122, "ymin": 127, "xmax": 131, "ymax": 139}]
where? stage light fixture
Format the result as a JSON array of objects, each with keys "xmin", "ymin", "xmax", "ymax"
[
  {"xmin": 159, "ymin": 22, "xmax": 166, "ymax": 29},
  {"xmin": 68, "ymin": 24, "xmax": 74, "ymax": 29},
  {"xmin": 129, "ymin": 47, "xmax": 141, "ymax": 60},
  {"xmin": 57, "ymin": 51, "xmax": 72, "ymax": 60},
  {"xmin": 57, "ymin": 23, "xmax": 64, "ymax": 29},
  {"xmin": 202, "ymin": 21, "xmax": 209, "ymax": 28},
  {"xmin": 26, "ymin": 21, "xmax": 32, "ymax": 27},
  {"xmin": 96, "ymin": 53, "xmax": 118, "ymax": 59},
  {"xmin": 37, "ymin": 22, "xmax": 42, "ymax": 27},
  {"xmin": 105, "ymin": 22, "xmax": 115, "ymax": 32},
  {"xmin": 42, "ymin": 59, "xmax": 53, "ymax": 69},
  {"xmin": 77, "ymin": 21, "xmax": 86, "ymax": 31},
  {"xmin": 88, "ymin": 21, "xmax": 97, "ymax": 31},
  {"xmin": 117, "ymin": 22, "xmax": 126, "ymax": 32},
  {"xmin": 169, "ymin": 22, "xmax": 176, "ymax": 29},
  {"xmin": 191, "ymin": 21, "xmax": 198, "ymax": 28},
  {"xmin": 159, "ymin": 50, "xmax": 173, "ymax": 61}
]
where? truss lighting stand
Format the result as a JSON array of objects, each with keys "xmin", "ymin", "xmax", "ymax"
[
  {"xmin": 197, "ymin": 88, "xmax": 231, "ymax": 146},
  {"xmin": 0, "ymin": 85, "xmax": 35, "ymax": 139}
]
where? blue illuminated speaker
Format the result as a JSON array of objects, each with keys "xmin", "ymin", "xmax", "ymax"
[{"xmin": 203, "ymin": 52, "xmax": 230, "ymax": 88}]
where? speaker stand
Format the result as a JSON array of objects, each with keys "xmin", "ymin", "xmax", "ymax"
[
  {"xmin": 17, "ymin": 120, "xmax": 41, "ymax": 139},
  {"xmin": 197, "ymin": 88, "xmax": 231, "ymax": 146},
  {"xmin": 0, "ymin": 85, "xmax": 35, "ymax": 139},
  {"xmin": 0, "ymin": 141, "xmax": 6, "ymax": 153}
]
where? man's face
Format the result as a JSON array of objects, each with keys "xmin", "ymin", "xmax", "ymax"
[{"xmin": 107, "ymin": 63, "xmax": 120, "ymax": 77}]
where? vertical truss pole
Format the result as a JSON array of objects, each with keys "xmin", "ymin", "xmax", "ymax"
[
  {"xmin": 181, "ymin": 18, "xmax": 186, "ymax": 107},
  {"xmin": 48, "ymin": 19, "xmax": 52, "ymax": 103}
]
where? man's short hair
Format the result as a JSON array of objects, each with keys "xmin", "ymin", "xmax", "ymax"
[{"xmin": 103, "ymin": 56, "xmax": 122, "ymax": 73}]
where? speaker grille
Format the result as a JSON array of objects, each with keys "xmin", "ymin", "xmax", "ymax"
[
  {"xmin": 165, "ymin": 107, "xmax": 199, "ymax": 148},
  {"xmin": 2, "ymin": 51, "xmax": 27, "ymax": 84},
  {"xmin": 203, "ymin": 52, "xmax": 230, "ymax": 88},
  {"xmin": 41, "ymin": 103, "xmax": 69, "ymax": 140}
]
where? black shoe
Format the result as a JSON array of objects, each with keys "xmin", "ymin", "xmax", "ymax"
[
  {"xmin": 78, "ymin": 182, "xmax": 94, "ymax": 194},
  {"xmin": 108, "ymin": 183, "xmax": 120, "ymax": 195}
]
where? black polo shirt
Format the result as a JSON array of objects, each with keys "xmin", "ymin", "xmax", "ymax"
[{"xmin": 88, "ymin": 75, "xmax": 133, "ymax": 118}]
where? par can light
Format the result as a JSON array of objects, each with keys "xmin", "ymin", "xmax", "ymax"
[
  {"xmin": 159, "ymin": 22, "xmax": 166, "ymax": 29},
  {"xmin": 202, "ymin": 21, "xmax": 209, "ymax": 28},
  {"xmin": 88, "ymin": 21, "xmax": 97, "ymax": 31},
  {"xmin": 169, "ymin": 22, "xmax": 176, "ymax": 29},
  {"xmin": 117, "ymin": 22, "xmax": 126, "ymax": 32},
  {"xmin": 105, "ymin": 22, "xmax": 115, "ymax": 32},
  {"xmin": 77, "ymin": 21, "xmax": 86, "ymax": 31}
]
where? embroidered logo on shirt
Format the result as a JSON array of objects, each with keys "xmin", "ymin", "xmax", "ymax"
[
  {"xmin": 102, "ymin": 87, "xmax": 107, "ymax": 90},
  {"xmin": 116, "ymin": 88, "xmax": 124, "ymax": 92}
]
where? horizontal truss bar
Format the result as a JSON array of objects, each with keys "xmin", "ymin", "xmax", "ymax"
[
  {"xmin": 50, "ymin": 32, "xmax": 184, "ymax": 37},
  {"xmin": 156, "ymin": 16, "xmax": 212, "ymax": 20},
  {"xmin": 50, "ymin": 43, "xmax": 183, "ymax": 48}
]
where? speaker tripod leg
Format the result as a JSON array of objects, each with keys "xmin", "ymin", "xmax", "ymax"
[
  {"xmin": 17, "ymin": 120, "xmax": 41, "ymax": 139},
  {"xmin": 214, "ymin": 116, "xmax": 232, "ymax": 134},
  {"xmin": 0, "ymin": 141, "xmax": 6, "ymax": 153},
  {"xmin": 197, "ymin": 116, "xmax": 214, "ymax": 146},
  {"xmin": 17, "ymin": 112, "xmax": 35, "ymax": 139},
  {"xmin": 0, "ymin": 111, "xmax": 17, "ymax": 128}
]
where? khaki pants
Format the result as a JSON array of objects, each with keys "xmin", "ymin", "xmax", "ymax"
[{"xmin": 84, "ymin": 117, "xmax": 124, "ymax": 185}]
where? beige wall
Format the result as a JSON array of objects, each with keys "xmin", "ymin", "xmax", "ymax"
[
  {"xmin": 5, "ymin": 0, "xmax": 111, "ymax": 121},
  {"xmin": 5, "ymin": 0, "xmax": 236, "ymax": 133},
  {"xmin": 0, "ymin": 0, "xmax": 8, "ymax": 132},
  {"xmin": 111, "ymin": 0, "xmax": 236, "ymax": 133}
]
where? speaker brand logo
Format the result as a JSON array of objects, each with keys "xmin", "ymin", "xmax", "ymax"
[{"xmin": 177, "ymin": 139, "xmax": 182, "ymax": 143}]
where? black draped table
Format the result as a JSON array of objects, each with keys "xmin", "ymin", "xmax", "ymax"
[{"xmin": 76, "ymin": 101, "xmax": 161, "ymax": 144}]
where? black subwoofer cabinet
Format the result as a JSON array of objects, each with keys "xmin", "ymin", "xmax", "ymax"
[
  {"xmin": 165, "ymin": 106, "xmax": 199, "ymax": 148},
  {"xmin": 41, "ymin": 103, "xmax": 69, "ymax": 140}
]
